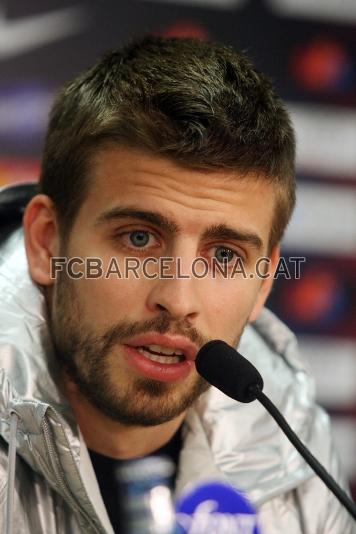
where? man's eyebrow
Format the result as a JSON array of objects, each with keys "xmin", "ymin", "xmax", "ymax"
[
  {"xmin": 94, "ymin": 206, "xmax": 180, "ymax": 234},
  {"xmin": 202, "ymin": 224, "xmax": 264, "ymax": 252},
  {"xmin": 95, "ymin": 207, "xmax": 264, "ymax": 250}
]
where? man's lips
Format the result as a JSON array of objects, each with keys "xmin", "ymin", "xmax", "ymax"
[
  {"xmin": 122, "ymin": 333, "xmax": 199, "ymax": 382},
  {"xmin": 124, "ymin": 333, "xmax": 199, "ymax": 361}
]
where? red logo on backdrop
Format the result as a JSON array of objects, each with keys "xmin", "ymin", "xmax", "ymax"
[
  {"xmin": 284, "ymin": 268, "xmax": 342, "ymax": 324},
  {"xmin": 290, "ymin": 38, "xmax": 353, "ymax": 92},
  {"xmin": 157, "ymin": 20, "xmax": 210, "ymax": 41}
]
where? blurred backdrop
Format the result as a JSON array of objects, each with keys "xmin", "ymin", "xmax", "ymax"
[{"xmin": 0, "ymin": 0, "xmax": 355, "ymax": 499}]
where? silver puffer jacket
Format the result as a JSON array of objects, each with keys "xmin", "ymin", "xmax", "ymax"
[{"xmin": 0, "ymin": 228, "xmax": 355, "ymax": 534}]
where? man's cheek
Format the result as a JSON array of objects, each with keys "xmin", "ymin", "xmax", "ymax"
[{"xmin": 79, "ymin": 278, "xmax": 145, "ymax": 321}]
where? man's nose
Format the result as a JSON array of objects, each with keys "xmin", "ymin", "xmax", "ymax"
[{"xmin": 145, "ymin": 257, "xmax": 201, "ymax": 321}]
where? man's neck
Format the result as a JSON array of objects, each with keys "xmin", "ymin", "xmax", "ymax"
[{"xmin": 61, "ymin": 377, "xmax": 186, "ymax": 460}]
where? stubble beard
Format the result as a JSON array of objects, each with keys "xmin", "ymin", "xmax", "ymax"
[{"xmin": 49, "ymin": 271, "xmax": 215, "ymax": 427}]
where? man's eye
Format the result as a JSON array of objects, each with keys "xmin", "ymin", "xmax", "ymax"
[
  {"xmin": 214, "ymin": 246, "xmax": 237, "ymax": 263},
  {"xmin": 129, "ymin": 231, "xmax": 151, "ymax": 247}
]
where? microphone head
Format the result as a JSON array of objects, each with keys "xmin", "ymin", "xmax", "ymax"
[{"xmin": 195, "ymin": 340, "xmax": 263, "ymax": 403}]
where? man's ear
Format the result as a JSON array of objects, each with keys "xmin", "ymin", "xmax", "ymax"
[
  {"xmin": 23, "ymin": 194, "xmax": 60, "ymax": 286},
  {"xmin": 248, "ymin": 244, "xmax": 280, "ymax": 323}
]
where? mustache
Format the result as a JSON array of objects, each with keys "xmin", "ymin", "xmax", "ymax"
[{"xmin": 100, "ymin": 315, "xmax": 209, "ymax": 355}]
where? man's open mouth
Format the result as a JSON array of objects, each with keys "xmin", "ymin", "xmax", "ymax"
[{"xmin": 135, "ymin": 344, "xmax": 185, "ymax": 364}]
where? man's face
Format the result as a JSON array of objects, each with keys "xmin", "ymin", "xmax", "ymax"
[{"xmin": 50, "ymin": 147, "xmax": 277, "ymax": 426}]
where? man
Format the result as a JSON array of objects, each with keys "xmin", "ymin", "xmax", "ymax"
[{"xmin": 0, "ymin": 36, "xmax": 353, "ymax": 533}]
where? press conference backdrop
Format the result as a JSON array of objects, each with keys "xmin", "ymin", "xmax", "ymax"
[{"xmin": 1, "ymin": 0, "xmax": 355, "ymax": 499}]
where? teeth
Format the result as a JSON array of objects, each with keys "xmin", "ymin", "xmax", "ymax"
[
  {"xmin": 136, "ymin": 347, "xmax": 182, "ymax": 364},
  {"xmin": 144, "ymin": 344, "xmax": 184, "ymax": 356}
]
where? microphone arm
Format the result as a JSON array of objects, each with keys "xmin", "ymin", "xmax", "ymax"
[
  {"xmin": 195, "ymin": 340, "xmax": 356, "ymax": 522},
  {"xmin": 250, "ymin": 384, "xmax": 356, "ymax": 521}
]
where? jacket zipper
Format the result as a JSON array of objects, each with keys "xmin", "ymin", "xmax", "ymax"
[{"xmin": 42, "ymin": 415, "xmax": 103, "ymax": 533}]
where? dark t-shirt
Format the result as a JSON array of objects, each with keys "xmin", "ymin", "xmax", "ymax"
[{"xmin": 88, "ymin": 426, "xmax": 182, "ymax": 533}]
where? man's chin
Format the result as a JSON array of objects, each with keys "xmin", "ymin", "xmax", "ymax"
[
  {"xmin": 87, "ymin": 396, "xmax": 188, "ymax": 427},
  {"xmin": 78, "ymin": 376, "xmax": 209, "ymax": 427}
]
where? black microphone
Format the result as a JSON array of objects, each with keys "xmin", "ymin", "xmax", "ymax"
[
  {"xmin": 196, "ymin": 340, "xmax": 356, "ymax": 521},
  {"xmin": 195, "ymin": 340, "xmax": 263, "ymax": 403}
]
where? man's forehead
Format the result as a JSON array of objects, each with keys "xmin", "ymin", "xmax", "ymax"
[{"xmin": 89, "ymin": 145, "xmax": 268, "ymax": 187}]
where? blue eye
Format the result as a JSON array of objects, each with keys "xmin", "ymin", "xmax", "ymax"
[
  {"xmin": 214, "ymin": 247, "xmax": 235, "ymax": 263},
  {"xmin": 129, "ymin": 231, "xmax": 150, "ymax": 247}
]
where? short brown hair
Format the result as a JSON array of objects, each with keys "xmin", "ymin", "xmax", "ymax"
[{"xmin": 40, "ymin": 36, "xmax": 296, "ymax": 249}]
